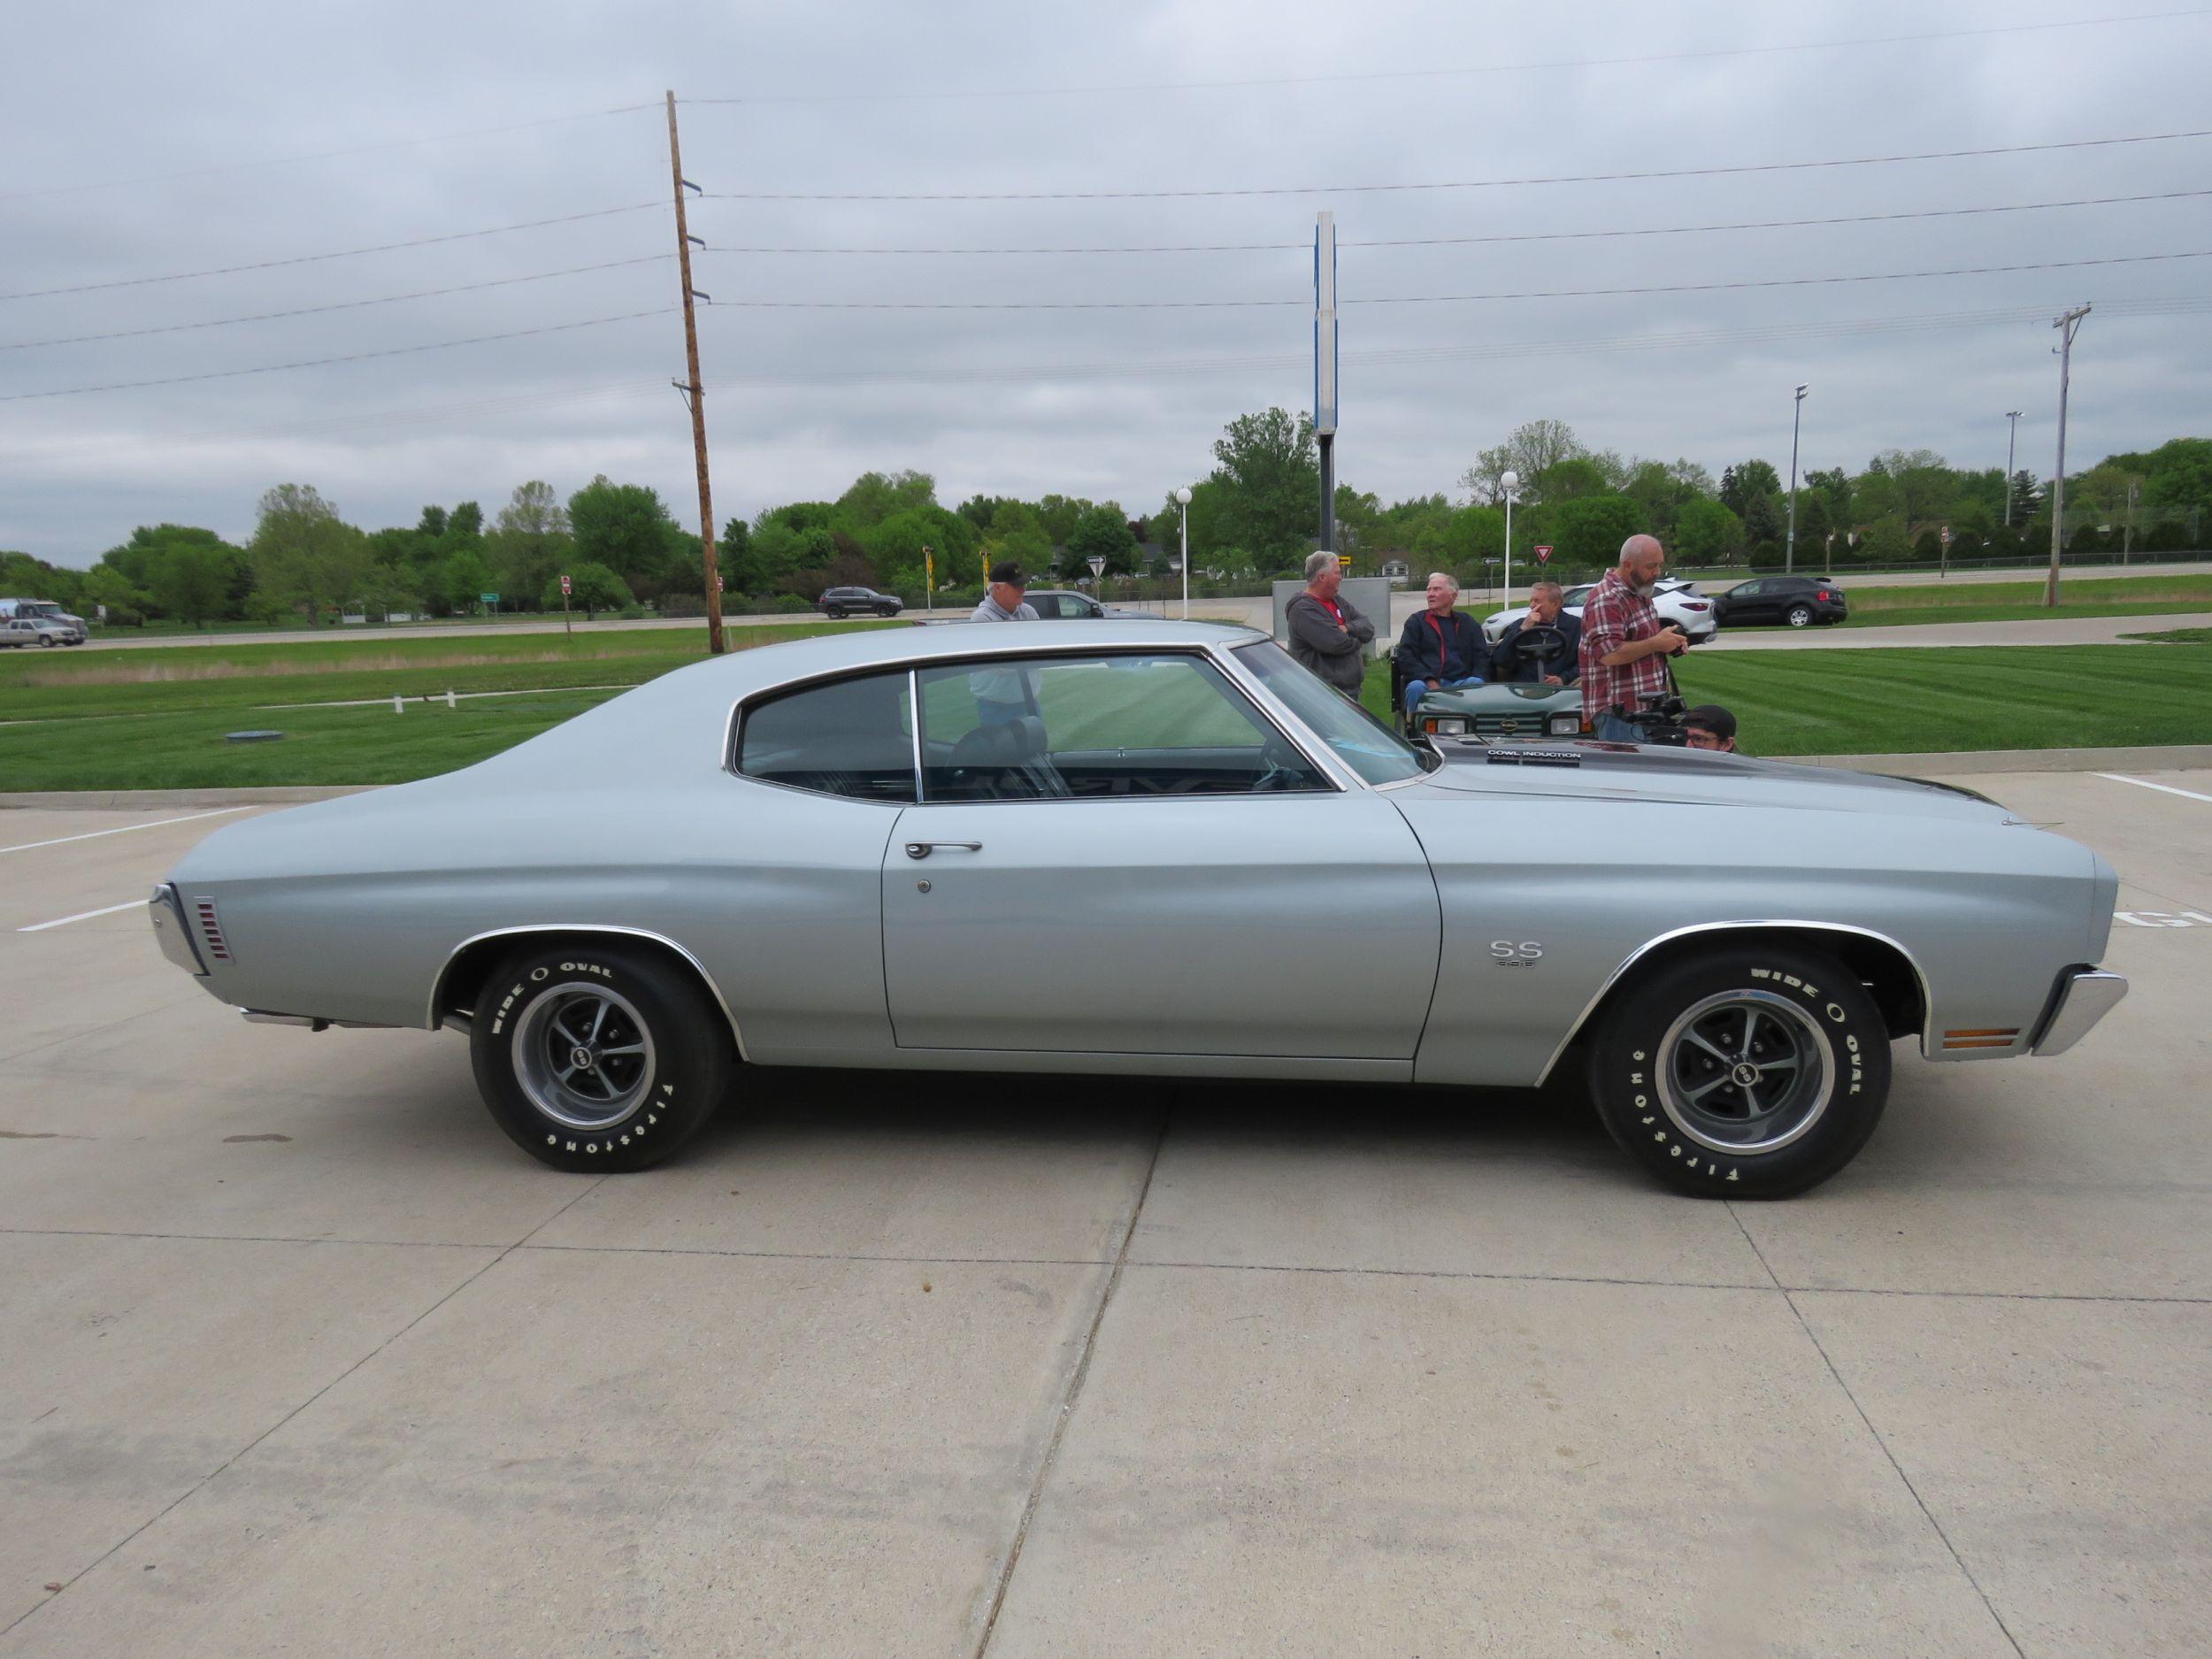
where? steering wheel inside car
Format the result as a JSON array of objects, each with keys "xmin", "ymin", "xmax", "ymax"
[{"xmin": 1499, "ymin": 623, "xmax": 1568, "ymax": 674}]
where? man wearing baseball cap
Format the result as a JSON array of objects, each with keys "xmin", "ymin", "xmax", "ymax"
[{"xmin": 972, "ymin": 560, "xmax": 1037, "ymax": 623}]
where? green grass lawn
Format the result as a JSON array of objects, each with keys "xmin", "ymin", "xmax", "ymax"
[
  {"xmin": 1738, "ymin": 572, "xmax": 2212, "ymax": 631},
  {"xmin": 1361, "ymin": 640, "xmax": 2212, "ymax": 757}
]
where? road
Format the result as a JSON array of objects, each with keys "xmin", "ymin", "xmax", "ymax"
[
  {"xmin": 4, "ymin": 766, "xmax": 2208, "ymax": 1655},
  {"xmin": 65, "ymin": 557, "xmax": 2212, "ymax": 651}
]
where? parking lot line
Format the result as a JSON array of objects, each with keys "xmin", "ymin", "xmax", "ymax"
[
  {"xmin": 2095, "ymin": 772, "xmax": 2212, "ymax": 804},
  {"xmin": 18, "ymin": 899, "xmax": 143, "ymax": 933},
  {"xmin": 0, "ymin": 805, "xmax": 251, "ymax": 856}
]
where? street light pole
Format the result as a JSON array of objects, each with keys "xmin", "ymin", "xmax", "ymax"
[
  {"xmin": 2003, "ymin": 410, "xmax": 2024, "ymax": 527},
  {"xmin": 1174, "ymin": 486, "xmax": 1193, "ymax": 619},
  {"xmin": 1499, "ymin": 470, "xmax": 1519, "ymax": 610},
  {"xmin": 1786, "ymin": 383, "xmax": 1808, "ymax": 574},
  {"xmin": 2046, "ymin": 304, "xmax": 2091, "ymax": 608}
]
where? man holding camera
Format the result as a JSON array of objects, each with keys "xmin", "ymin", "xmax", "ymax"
[{"xmin": 1578, "ymin": 534, "xmax": 1688, "ymax": 743}]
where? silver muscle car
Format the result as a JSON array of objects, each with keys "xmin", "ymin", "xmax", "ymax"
[{"xmin": 149, "ymin": 621, "xmax": 2126, "ymax": 1197}]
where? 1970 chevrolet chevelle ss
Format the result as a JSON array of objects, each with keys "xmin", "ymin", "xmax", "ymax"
[{"xmin": 150, "ymin": 621, "xmax": 2126, "ymax": 1197}]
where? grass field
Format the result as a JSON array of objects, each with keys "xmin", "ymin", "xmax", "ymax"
[
  {"xmin": 1792, "ymin": 573, "xmax": 2212, "ymax": 630},
  {"xmin": 1359, "ymin": 638, "xmax": 2212, "ymax": 757},
  {"xmin": 7, "ymin": 623, "xmax": 2211, "ymax": 789}
]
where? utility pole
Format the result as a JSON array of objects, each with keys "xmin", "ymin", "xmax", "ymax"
[
  {"xmin": 1786, "ymin": 383, "xmax": 1808, "ymax": 573},
  {"xmin": 666, "ymin": 90, "xmax": 726, "ymax": 655},
  {"xmin": 2003, "ymin": 410, "xmax": 2023, "ymax": 527},
  {"xmin": 1313, "ymin": 211, "xmax": 1338, "ymax": 556},
  {"xmin": 2046, "ymin": 304, "xmax": 2090, "ymax": 609}
]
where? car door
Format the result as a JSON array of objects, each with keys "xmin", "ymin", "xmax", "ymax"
[
  {"xmin": 1724, "ymin": 580, "xmax": 1765, "ymax": 623},
  {"xmin": 880, "ymin": 649, "xmax": 1440, "ymax": 1059}
]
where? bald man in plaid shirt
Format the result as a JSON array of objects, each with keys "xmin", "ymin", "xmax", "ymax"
[{"xmin": 1578, "ymin": 534, "xmax": 1689, "ymax": 742}]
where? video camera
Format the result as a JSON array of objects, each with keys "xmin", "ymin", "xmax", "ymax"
[{"xmin": 1617, "ymin": 691, "xmax": 1691, "ymax": 747}]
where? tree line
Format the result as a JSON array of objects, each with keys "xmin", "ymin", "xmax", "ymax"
[{"xmin": 5, "ymin": 416, "xmax": 2206, "ymax": 627}]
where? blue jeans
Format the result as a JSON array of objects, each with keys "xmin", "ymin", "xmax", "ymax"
[
  {"xmin": 1592, "ymin": 710, "xmax": 1642, "ymax": 743},
  {"xmin": 1404, "ymin": 674, "xmax": 1484, "ymax": 711}
]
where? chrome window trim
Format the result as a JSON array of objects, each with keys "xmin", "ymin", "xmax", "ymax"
[
  {"xmin": 1531, "ymin": 918, "xmax": 1937, "ymax": 1085},
  {"xmin": 426, "ymin": 924, "xmax": 749, "ymax": 1060},
  {"xmin": 726, "ymin": 664, "xmax": 922, "ymax": 805}
]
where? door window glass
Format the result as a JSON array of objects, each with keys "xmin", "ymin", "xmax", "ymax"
[
  {"xmin": 1231, "ymin": 640, "xmax": 1430, "ymax": 787},
  {"xmin": 735, "ymin": 670, "xmax": 915, "ymax": 802},
  {"xmin": 916, "ymin": 652, "xmax": 1328, "ymax": 800}
]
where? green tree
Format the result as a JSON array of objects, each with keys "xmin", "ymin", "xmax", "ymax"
[
  {"xmin": 1210, "ymin": 406, "xmax": 1320, "ymax": 565},
  {"xmin": 1535, "ymin": 457, "xmax": 1610, "ymax": 503},
  {"xmin": 1035, "ymin": 494, "xmax": 1092, "ymax": 547},
  {"xmin": 416, "ymin": 504, "xmax": 449, "ymax": 539},
  {"xmin": 80, "ymin": 565, "xmax": 150, "ymax": 626},
  {"xmin": 1672, "ymin": 498, "xmax": 1746, "ymax": 565},
  {"xmin": 568, "ymin": 476, "xmax": 680, "ymax": 591},
  {"xmin": 248, "ymin": 484, "xmax": 371, "ymax": 622},
  {"xmin": 1551, "ymin": 495, "xmax": 1644, "ymax": 565},
  {"xmin": 1719, "ymin": 461, "xmax": 1782, "ymax": 518},
  {"xmin": 144, "ymin": 538, "xmax": 237, "ymax": 626},
  {"xmin": 439, "ymin": 548, "xmax": 494, "ymax": 614},
  {"xmin": 1460, "ymin": 419, "xmax": 1584, "ymax": 503},
  {"xmin": 542, "ymin": 561, "xmax": 631, "ymax": 618},
  {"xmin": 1065, "ymin": 503, "xmax": 1137, "ymax": 576},
  {"xmin": 834, "ymin": 469, "xmax": 937, "ymax": 531},
  {"xmin": 448, "ymin": 501, "xmax": 484, "ymax": 539},
  {"xmin": 487, "ymin": 480, "xmax": 572, "ymax": 608}
]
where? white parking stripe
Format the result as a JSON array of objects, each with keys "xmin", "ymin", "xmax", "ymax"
[
  {"xmin": 0, "ymin": 805, "xmax": 251, "ymax": 855},
  {"xmin": 18, "ymin": 899, "xmax": 144, "ymax": 933},
  {"xmin": 2095, "ymin": 772, "xmax": 2212, "ymax": 805}
]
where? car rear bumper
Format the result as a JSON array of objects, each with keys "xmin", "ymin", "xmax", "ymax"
[{"xmin": 2031, "ymin": 966, "xmax": 2127, "ymax": 1056}]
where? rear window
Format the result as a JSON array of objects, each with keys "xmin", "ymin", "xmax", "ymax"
[{"xmin": 736, "ymin": 671, "xmax": 915, "ymax": 803}]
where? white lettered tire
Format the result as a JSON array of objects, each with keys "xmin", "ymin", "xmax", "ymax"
[
  {"xmin": 470, "ymin": 943, "xmax": 731, "ymax": 1172},
  {"xmin": 1586, "ymin": 944, "xmax": 1891, "ymax": 1198}
]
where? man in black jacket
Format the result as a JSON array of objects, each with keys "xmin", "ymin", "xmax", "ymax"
[
  {"xmin": 1491, "ymin": 580, "xmax": 1582, "ymax": 686},
  {"xmin": 1284, "ymin": 551, "xmax": 1375, "ymax": 693},
  {"xmin": 1394, "ymin": 571, "xmax": 1488, "ymax": 711}
]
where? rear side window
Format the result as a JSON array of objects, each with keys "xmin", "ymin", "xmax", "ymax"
[{"xmin": 736, "ymin": 671, "xmax": 915, "ymax": 803}]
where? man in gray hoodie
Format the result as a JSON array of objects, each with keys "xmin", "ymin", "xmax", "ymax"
[{"xmin": 1284, "ymin": 550, "xmax": 1374, "ymax": 693}]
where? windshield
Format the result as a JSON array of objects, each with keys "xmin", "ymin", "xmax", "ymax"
[{"xmin": 1230, "ymin": 640, "xmax": 1431, "ymax": 786}]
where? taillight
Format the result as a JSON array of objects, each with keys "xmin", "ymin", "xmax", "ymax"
[
  {"xmin": 193, "ymin": 896, "xmax": 232, "ymax": 962},
  {"xmin": 1816, "ymin": 589, "xmax": 1833, "ymax": 601},
  {"xmin": 1680, "ymin": 601, "xmax": 1710, "ymax": 611}
]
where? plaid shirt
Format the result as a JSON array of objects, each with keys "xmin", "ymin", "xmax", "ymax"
[{"xmin": 1577, "ymin": 570, "xmax": 1672, "ymax": 718}]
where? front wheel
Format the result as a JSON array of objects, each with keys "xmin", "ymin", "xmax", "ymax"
[
  {"xmin": 1586, "ymin": 944, "xmax": 1891, "ymax": 1198},
  {"xmin": 470, "ymin": 943, "xmax": 732, "ymax": 1171},
  {"xmin": 1786, "ymin": 604, "xmax": 1814, "ymax": 627},
  {"xmin": 39, "ymin": 636, "xmax": 57, "ymax": 647}
]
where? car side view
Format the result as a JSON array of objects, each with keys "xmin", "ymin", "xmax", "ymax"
[
  {"xmin": 150, "ymin": 621, "xmax": 2124, "ymax": 1199},
  {"xmin": 1710, "ymin": 575, "xmax": 1849, "ymax": 627},
  {"xmin": 816, "ymin": 585, "xmax": 905, "ymax": 618}
]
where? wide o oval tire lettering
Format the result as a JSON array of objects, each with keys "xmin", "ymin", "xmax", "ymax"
[
  {"xmin": 468, "ymin": 942, "xmax": 733, "ymax": 1174},
  {"xmin": 1584, "ymin": 942, "xmax": 1892, "ymax": 1200}
]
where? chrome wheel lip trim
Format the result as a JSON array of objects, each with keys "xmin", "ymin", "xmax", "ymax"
[
  {"xmin": 514, "ymin": 983, "xmax": 657, "ymax": 1133},
  {"xmin": 1657, "ymin": 988, "xmax": 1833, "ymax": 1156}
]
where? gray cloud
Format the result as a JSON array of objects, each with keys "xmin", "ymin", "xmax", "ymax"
[{"xmin": 4, "ymin": 1, "xmax": 2208, "ymax": 564}]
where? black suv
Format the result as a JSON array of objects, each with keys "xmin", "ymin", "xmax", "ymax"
[
  {"xmin": 818, "ymin": 586, "xmax": 904, "ymax": 618},
  {"xmin": 1709, "ymin": 575, "xmax": 1848, "ymax": 628}
]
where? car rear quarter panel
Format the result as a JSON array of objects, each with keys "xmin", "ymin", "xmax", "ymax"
[{"xmin": 1391, "ymin": 785, "xmax": 2099, "ymax": 1087}]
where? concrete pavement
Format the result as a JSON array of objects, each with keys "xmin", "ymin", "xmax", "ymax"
[{"xmin": 3, "ymin": 769, "xmax": 2208, "ymax": 1655}]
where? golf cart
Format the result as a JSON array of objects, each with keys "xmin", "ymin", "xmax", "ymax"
[{"xmin": 1391, "ymin": 623, "xmax": 1585, "ymax": 741}]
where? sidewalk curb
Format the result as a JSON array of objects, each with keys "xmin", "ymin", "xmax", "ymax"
[
  {"xmin": 1784, "ymin": 744, "xmax": 2212, "ymax": 776},
  {"xmin": 0, "ymin": 786, "xmax": 378, "ymax": 810}
]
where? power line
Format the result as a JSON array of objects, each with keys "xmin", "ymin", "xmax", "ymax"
[
  {"xmin": 0, "ymin": 104, "xmax": 662, "ymax": 206},
  {"xmin": 699, "ymin": 189, "xmax": 2212, "ymax": 256},
  {"xmin": 0, "ymin": 204, "xmax": 664, "ymax": 302},
  {"xmin": 0, "ymin": 256, "xmax": 672, "ymax": 351},
  {"xmin": 692, "ymin": 248, "xmax": 2212, "ymax": 308},
  {"xmin": 701, "ymin": 126, "xmax": 2212, "ymax": 201},
  {"xmin": 680, "ymin": 10, "xmax": 2212, "ymax": 104},
  {"xmin": 0, "ymin": 309, "xmax": 672, "ymax": 402}
]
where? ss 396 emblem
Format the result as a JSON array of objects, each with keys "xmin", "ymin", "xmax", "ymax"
[{"xmin": 1490, "ymin": 940, "xmax": 1543, "ymax": 968}]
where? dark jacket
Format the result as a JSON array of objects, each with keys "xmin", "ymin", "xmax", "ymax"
[
  {"xmin": 1493, "ymin": 611, "xmax": 1582, "ymax": 683},
  {"xmin": 1285, "ymin": 589, "xmax": 1375, "ymax": 691},
  {"xmin": 1394, "ymin": 608, "xmax": 1488, "ymax": 684}
]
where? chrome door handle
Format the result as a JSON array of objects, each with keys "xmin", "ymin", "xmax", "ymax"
[{"xmin": 904, "ymin": 841, "xmax": 983, "ymax": 860}]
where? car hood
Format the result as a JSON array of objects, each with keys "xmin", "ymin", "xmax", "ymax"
[{"xmin": 1408, "ymin": 740, "xmax": 2017, "ymax": 824}]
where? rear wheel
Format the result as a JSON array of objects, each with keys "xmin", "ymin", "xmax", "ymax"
[
  {"xmin": 1786, "ymin": 604, "xmax": 1814, "ymax": 627},
  {"xmin": 825, "ymin": 606, "xmax": 846, "ymax": 619},
  {"xmin": 469, "ymin": 943, "xmax": 732, "ymax": 1171},
  {"xmin": 1586, "ymin": 944, "xmax": 1891, "ymax": 1198}
]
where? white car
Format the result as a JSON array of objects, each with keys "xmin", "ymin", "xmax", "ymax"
[
  {"xmin": 1483, "ymin": 579, "xmax": 1717, "ymax": 644},
  {"xmin": 0, "ymin": 618, "xmax": 78, "ymax": 648}
]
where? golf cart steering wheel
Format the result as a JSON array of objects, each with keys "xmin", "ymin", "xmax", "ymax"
[{"xmin": 1500, "ymin": 623, "xmax": 1569, "ymax": 673}]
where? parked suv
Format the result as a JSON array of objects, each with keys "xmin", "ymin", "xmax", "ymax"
[
  {"xmin": 1709, "ymin": 575, "xmax": 1848, "ymax": 628},
  {"xmin": 0, "ymin": 617, "xmax": 78, "ymax": 648},
  {"xmin": 817, "ymin": 586, "xmax": 904, "ymax": 618}
]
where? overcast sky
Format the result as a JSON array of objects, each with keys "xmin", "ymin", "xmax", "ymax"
[{"xmin": 4, "ymin": 2, "xmax": 2208, "ymax": 566}]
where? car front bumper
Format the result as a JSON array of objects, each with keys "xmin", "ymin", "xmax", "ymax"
[{"xmin": 2032, "ymin": 967, "xmax": 2128, "ymax": 1056}]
